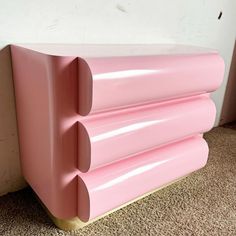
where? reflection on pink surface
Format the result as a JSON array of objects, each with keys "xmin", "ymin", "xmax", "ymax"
[
  {"xmin": 93, "ymin": 158, "xmax": 170, "ymax": 191},
  {"xmin": 93, "ymin": 69, "xmax": 159, "ymax": 80},
  {"xmin": 90, "ymin": 120, "xmax": 163, "ymax": 142}
]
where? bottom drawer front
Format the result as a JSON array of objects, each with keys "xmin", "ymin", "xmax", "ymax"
[{"xmin": 78, "ymin": 136, "xmax": 208, "ymax": 222}]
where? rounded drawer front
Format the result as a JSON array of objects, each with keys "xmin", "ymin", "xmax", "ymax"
[
  {"xmin": 78, "ymin": 95, "xmax": 215, "ymax": 172},
  {"xmin": 78, "ymin": 136, "xmax": 209, "ymax": 222},
  {"xmin": 78, "ymin": 54, "xmax": 224, "ymax": 115}
]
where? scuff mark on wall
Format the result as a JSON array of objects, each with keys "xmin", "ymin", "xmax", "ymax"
[
  {"xmin": 218, "ymin": 11, "xmax": 222, "ymax": 20},
  {"xmin": 116, "ymin": 4, "xmax": 127, "ymax": 13}
]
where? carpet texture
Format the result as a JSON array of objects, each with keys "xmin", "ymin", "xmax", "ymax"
[{"xmin": 0, "ymin": 127, "xmax": 236, "ymax": 236}]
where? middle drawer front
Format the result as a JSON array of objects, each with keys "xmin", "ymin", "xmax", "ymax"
[{"xmin": 78, "ymin": 95, "xmax": 215, "ymax": 172}]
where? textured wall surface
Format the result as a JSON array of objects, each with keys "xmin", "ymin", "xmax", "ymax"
[{"xmin": 0, "ymin": 0, "xmax": 236, "ymax": 194}]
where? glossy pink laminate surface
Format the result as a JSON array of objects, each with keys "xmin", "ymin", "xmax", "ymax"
[
  {"xmin": 78, "ymin": 136, "xmax": 209, "ymax": 221},
  {"xmin": 10, "ymin": 44, "xmax": 225, "ymax": 220},
  {"xmin": 81, "ymin": 54, "xmax": 224, "ymax": 115},
  {"xmin": 78, "ymin": 95, "xmax": 215, "ymax": 171}
]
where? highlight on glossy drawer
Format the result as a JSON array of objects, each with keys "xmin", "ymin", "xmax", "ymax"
[{"xmin": 78, "ymin": 95, "xmax": 215, "ymax": 172}]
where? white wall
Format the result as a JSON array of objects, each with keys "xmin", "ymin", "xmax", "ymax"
[{"xmin": 0, "ymin": 0, "xmax": 236, "ymax": 194}]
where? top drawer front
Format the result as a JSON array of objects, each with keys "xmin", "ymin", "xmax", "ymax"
[{"xmin": 78, "ymin": 54, "xmax": 224, "ymax": 115}]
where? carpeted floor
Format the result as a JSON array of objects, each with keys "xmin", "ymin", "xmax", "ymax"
[{"xmin": 0, "ymin": 127, "xmax": 236, "ymax": 236}]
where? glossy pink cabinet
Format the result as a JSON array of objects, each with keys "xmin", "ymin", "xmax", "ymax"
[{"xmin": 11, "ymin": 45, "xmax": 224, "ymax": 222}]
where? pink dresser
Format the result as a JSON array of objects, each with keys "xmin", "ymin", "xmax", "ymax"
[{"xmin": 11, "ymin": 45, "xmax": 224, "ymax": 227}]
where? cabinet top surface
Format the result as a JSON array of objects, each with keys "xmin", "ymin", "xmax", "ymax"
[{"xmin": 12, "ymin": 44, "xmax": 217, "ymax": 57}]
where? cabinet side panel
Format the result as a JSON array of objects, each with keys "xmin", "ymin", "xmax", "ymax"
[{"xmin": 11, "ymin": 46, "xmax": 56, "ymax": 215}]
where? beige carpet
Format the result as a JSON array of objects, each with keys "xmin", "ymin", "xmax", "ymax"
[{"xmin": 0, "ymin": 127, "xmax": 236, "ymax": 236}]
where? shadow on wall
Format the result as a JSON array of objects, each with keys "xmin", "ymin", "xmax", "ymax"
[
  {"xmin": 0, "ymin": 46, "xmax": 26, "ymax": 196},
  {"xmin": 220, "ymin": 41, "xmax": 236, "ymax": 125}
]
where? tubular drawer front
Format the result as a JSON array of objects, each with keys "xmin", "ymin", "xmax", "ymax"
[
  {"xmin": 79, "ymin": 54, "xmax": 224, "ymax": 115},
  {"xmin": 78, "ymin": 136, "xmax": 209, "ymax": 221},
  {"xmin": 78, "ymin": 95, "xmax": 215, "ymax": 172}
]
